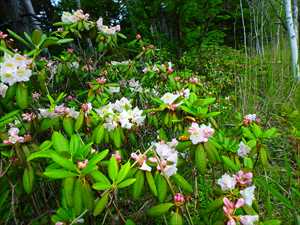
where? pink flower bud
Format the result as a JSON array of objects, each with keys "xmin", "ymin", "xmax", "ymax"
[
  {"xmin": 174, "ymin": 193, "xmax": 185, "ymax": 206},
  {"xmin": 136, "ymin": 33, "xmax": 142, "ymax": 40},
  {"xmin": 77, "ymin": 159, "xmax": 88, "ymax": 169},
  {"xmin": 113, "ymin": 151, "xmax": 122, "ymax": 162}
]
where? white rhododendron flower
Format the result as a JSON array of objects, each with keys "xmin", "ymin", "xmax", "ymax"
[
  {"xmin": 97, "ymin": 17, "xmax": 121, "ymax": 35},
  {"xmin": 237, "ymin": 141, "xmax": 251, "ymax": 158},
  {"xmin": 0, "ymin": 54, "xmax": 32, "ymax": 86},
  {"xmin": 188, "ymin": 123, "xmax": 214, "ymax": 144},
  {"xmin": 240, "ymin": 185, "xmax": 256, "ymax": 206},
  {"xmin": 154, "ymin": 139, "xmax": 178, "ymax": 177},
  {"xmin": 0, "ymin": 83, "xmax": 8, "ymax": 97},
  {"xmin": 61, "ymin": 10, "xmax": 89, "ymax": 24},
  {"xmin": 95, "ymin": 98, "xmax": 145, "ymax": 131},
  {"xmin": 61, "ymin": 12, "xmax": 77, "ymax": 23},
  {"xmin": 244, "ymin": 114, "xmax": 257, "ymax": 122},
  {"xmin": 160, "ymin": 92, "xmax": 180, "ymax": 105},
  {"xmin": 131, "ymin": 152, "xmax": 152, "ymax": 172},
  {"xmin": 128, "ymin": 79, "xmax": 143, "ymax": 92},
  {"xmin": 239, "ymin": 215, "xmax": 259, "ymax": 225},
  {"xmin": 217, "ymin": 173, "xmax": 237, "ymax": 191},
  {"xmin": 103, "ymin": 115, "xmax": 118, "ymax": 131}
]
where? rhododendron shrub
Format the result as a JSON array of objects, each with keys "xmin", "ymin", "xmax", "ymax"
[{"xmin": 0, "ymin": 10, "xmax": 279, "ymax": 225}]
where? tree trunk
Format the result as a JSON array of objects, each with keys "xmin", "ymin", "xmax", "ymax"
[
  {"xmin": 23, "ymin": 0, "xmax": 40, "ymax": 30},
  {"xmin": 293, "ymin": 0, "xmax": 299, "ymax": 44},
  {"xmin": 284, "ymin": 0, "xmax": 300, "ymax": 79}
]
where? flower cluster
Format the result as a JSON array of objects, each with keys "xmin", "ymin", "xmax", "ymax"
[
  {"xmin": 96, "ymin": 17, "xmax": 121, "ymax": 35},
  {"xmin": 153, "ymin": 139, "xmax": 178, "ymax": 177},
  {"xmin": 243, "ymin": 114, "xmax": 260, "ymax": 126},
  {"xmin": 39, "ymin": 104, "xmax": 79, "ymax": 119},
  {"xmin": 174, "ymin": 193, "xmax": 185, "ymax": 206},
  {"xmin": 131, "ymin": 152, "xmax": 152, "ymax": 171},
  {"xmin": 160, "ymin": 89, "xmax": 190, "ymax": 110},
  {"xmin": 0, "ymin": 54, "xmax": 32, "ymax": 86},
  {"xmin": 188, "ymin": 123, "xmax": 214, "ymax": 144},
  {"xmin": 95, "ymin": 97, "xmax": 145, "ymax": 131},
  {"xmin": 237, "ymin": 141, "xmax": 251, "ymax": 158},
  {"xmin": 218, "ymin": 171, "xmax": 258, "ymax": 225},
  {"xmin": 61, "ymin": 9, "xmax": 89, "ymax": 24},
  {"xmin": 3, "ymin": 127, "xmax": 30, "ymax": 145},
  {"xmin": 22, "ymin": 112, "xmax": 37, "ymax": 122},
  {"xmin": 142, "ymin": 62, "xmax": 174, "ymax": 74}
]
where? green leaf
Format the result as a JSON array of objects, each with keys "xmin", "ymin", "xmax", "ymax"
[
  {"xmin": 44, "ymin": 169, "xmax": 77, "ymax": 179},
  {"xmin": 56, "ymin": 38, "xmax": 74, "ymax": 45},
  {"xmin": 172, "ymin": 173, "xmax": 193, "ymax": 193},
  {"xmin": 146, "ymin": 172, "xmax": 158, "ymax": 197},
  {"xmin": 204, "ymin": 197, "xmax": 223, "ymax": 214},
  {"xmin": 52, "ymin": 132, "xmax": 69, "ymax": 152},
  {"xmin": 108, "ymin": 156, "xmax": 119, "ymax": 181},
  {"xmin": 89, "ymin": 150, "xmax": 109, "ymax": 166},
  {"xmin": 62, "ymin": 177, "xmax": 75, "ymax": 208},
  {"xmin": 221, "ymin": 155, "xmax": 240, "ymax": 171},
  {"xmin": 39, "ymin": 140, "xmax": 53, "ymax": 151},
  {"xmin": 23, "ymin": 166, "xmax": 34, "ymax": 194},
  {"xmin": 117, "ymin": 161, "xmax": 131, "ymax": 183},
  {"xmin": 93, "ymin": 192, "xmax": 109, "ymax": 216},
  {"xmin": 69, "ymin": 134, "xmax": 81, "ymax": 156},
  {"xmin": 32, "ymin": 29, "xmax": 43, "ymax": 45},
  {"xmin": 118, "ymin": 178, "xmax": 136, "ymax": 189},
  {"xmin": 93, "ymin": 182, "xmax": 112, "ymax": 191},
  {"xmin": 7, "ymin": 29, "xmax": 32, "ymax": 48},
  {"xmin": 169, "ymin": 212, "xmax": 183, "ymax": 225},
  {"xmin": 125, "ymin": 219, "xmax": 136, "ymax": 225},
  {"xmin": 156, "ymin": 173, "xmax": 168, "ymax": 203},
  {"xmin": 251, "ymin": 124, "xmax": 263, "ymax": 138},
  {"xmin": 27, "ymin": 149, "xmax": 53, "ymax": 161},
  {"xmin": 195, "ymin": 144, "xmax": 207, "ymax": 174},
  {"xmin": 50, "ymin": 152, "xmax": 77, "ymax": 171},
  {"xmin": 262, "ymin": 220, "xmax": 281, "ymax": 225},
  {"xmin": 263, "ymin": 128, "xmax": 277, "ymax": 138},
  {"xmin": 242, "ymin": 127, "xmax": 255, "ymax": 139},
  {"xmin": 147, "ymin": 203, "xmax": 174, "ymax": 217},
  {"xmin": 132, "ymin": 170, "xmax": 144, "ymax": 199},
  {"xmin": 90, "ymin": 171, "xmax": 111, "ymax": 186}
]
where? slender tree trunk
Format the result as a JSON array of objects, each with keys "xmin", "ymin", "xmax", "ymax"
[
  {"xmin": 75, "ymin": 0, "xmax": 81, "ymax": 8},
  {"xmin": 284, "ymin": 0, "xmax": 300, "ymax": 79},
  {"xmin": 23, "ymin": 0, "xmax": 40, "ymax": 29},
  {"xmin": 293, "ymin": 0, "xmax": 298, "ymax": 44},
  {"xmin": 240, "ymin": 0, "xmax": 248, "ymax": 57}
]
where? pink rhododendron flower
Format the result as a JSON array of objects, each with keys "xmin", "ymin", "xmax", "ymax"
[
  {"xmin": 96, "ymin": 77, "xmax": 106, "ymax": 84},
  {"xmin": 22, "ymin": 112, "xmax": 36, "ymax": 122},
  {"xmin": 235, "ymin": 170, "xmax": 253, "ymax": 186},
  {"xmin": 188, "ymin": 123, "xmax": 214, "ymax": 144},
  {"xmin": 32, "ymin": 91, "xmax": 41, "ymax": 101}
]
